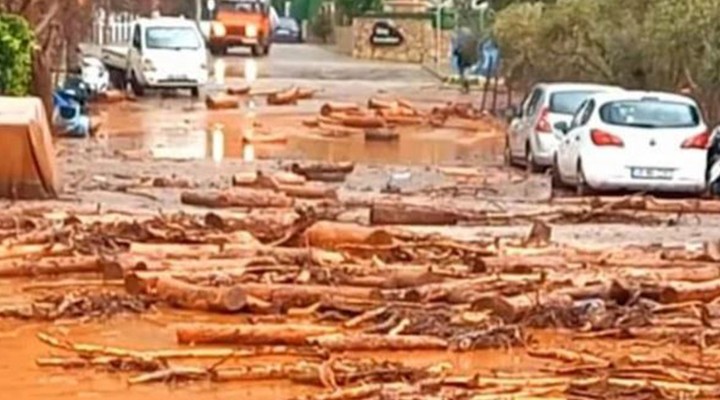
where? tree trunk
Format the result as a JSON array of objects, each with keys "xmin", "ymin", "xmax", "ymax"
[
  {"xmin": 370, "ymin": 203, "xmax": 459, "ymax": 226},
  {"xmin": 153, "ymin": 276, "xmax": 247, "ymax": 312},
  {"xmin": 181, "ymin": 189, "xmax": 294, "ymax": 208},
  {"xmin": 176, "ymin": 323, "xmax": 338, "ymax": 345},
  {"xmin": 302, "ymin": 221, "xmax": 394, "ymax": 249},
  {"xmin": 308, "ymin": 333, "xmax": 448, "ymax": 351}
]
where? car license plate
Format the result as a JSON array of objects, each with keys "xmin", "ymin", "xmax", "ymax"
[
  {"xmin": 169, "ymin": 74, "xmax": 188, "ymax": 80},
  {"xmin": 277, "ymin": 29, "xmax": 289, "ymax": 34},
  {"xmin": 630, "ymin": 167, "xmax": 674, "ymax": 180}
]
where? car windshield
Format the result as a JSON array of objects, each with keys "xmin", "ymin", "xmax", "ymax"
[
  {"xmin": 277, "ymin": 18, "xmax": 298, "ymax": 29},
  {"xmin": 218, "ymin": 1, "xmax": 267, "ymax": 13},
  {"xmin": 599, "ymin": 99, "xmax": 701, "ymax": 128},
  {"xmin": 549, "ymin": 90, "xmax": 598, "ymax": 115},
  {"xmin": 145, "ymin": 27, "xmax": 200, "ymax": 50}
]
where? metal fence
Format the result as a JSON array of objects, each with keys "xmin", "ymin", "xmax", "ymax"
[{"xmin": 90, "ymin": 9, "xmax": 139, "ymax": 45}]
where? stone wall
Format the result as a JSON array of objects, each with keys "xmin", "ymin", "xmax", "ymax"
[{"xmin": 352, "ymin": 16, "xmax": 443, "ymax": 64}]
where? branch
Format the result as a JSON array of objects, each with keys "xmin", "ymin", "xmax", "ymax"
[{"xmin": 33, "ymin": 0, "xmax": 60, "ymax": 36}]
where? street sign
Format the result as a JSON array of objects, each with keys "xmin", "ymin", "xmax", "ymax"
[{"xmin": 370, "ymin": 21, "xmax": 404, "ymax": 47}]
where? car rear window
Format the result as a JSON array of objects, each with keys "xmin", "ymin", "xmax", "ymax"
[
  {"xmin": 218, "ymin": 1, "xmax": 266, "ymax": 12},
  {"xmin": 549, "ymin": 91, "xmax": 597, "ymax": 115},
  {"xmin": 145, "ymin": 27, "xmax": 200, "ymax": 50},
  {"xmin": 599, "ymin": 99, "xmax": 700, "ymax": 128}
]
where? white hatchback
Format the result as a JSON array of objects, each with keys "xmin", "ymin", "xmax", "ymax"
[
  {"xmin": 506, "ymin": 82, "xmax": 622, "ymax": 172},
  {"xmin": 552, "ymin": 91, "xmax": 711, "ymax": 195}
]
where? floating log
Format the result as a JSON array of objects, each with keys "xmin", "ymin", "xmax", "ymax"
[
  {"xmin": 153, "ymin": 276, "xmax": 247, "ymax": 312},
  {"xmin": 308, "ymin": 333, "xmax": 448, "ymax": 351},
  {"xmin": 382, "ymin": 114, "xmax": 425, "ymax": 126},
  {"xmin": 334, "ymin": 115, "xmax": 386, "ymax": 129},
  {"xmin": 205, "ymin": 93, "xmax": 240, "ymax": 110},
  {"xmin": 0, "ymin": 256, "xmax": 101, "ymax": 278},
  {"xmin": 303, "ymin": 221, "xmax": 393, "ymax": 249},
  {"xmin": 320, "ymin": 102, "xmax": 360, "ymax": 116},
  {"xmin": 0, "ymin": 243, "xmax": 72, "ymax": 261},
  {"xmin": 291, "ymin": 161, "xmax": 355, "ymax": 175},
  {"xmin": 180, "ymin": 189, "xmax": 294, "ymax": 208},
  {"xmin": 227, "ymin": 86, "xmax": 251, "ymax": 96},
  {"xmin": 267, "ymin": 87, "xmax": 300, "ymax": 105},
  {"xmin": 370, "ymin": 203, "xmax": 458, "ymax": 226},
  {"xmin": 297, "ymin": 88, "xmax": 317, "ymax": 100},
  {"xmin": 367, "ymin": 98, "xmax": 399, "ymax": 110},
  {"xmin": 552, "ymin": 196, "xmax": 720, "ymax": 214},
  {"xmin": 231, "ymin": 171, "xmax": 259, "ymax": 186},
  {"xmin": 176, "ymin": 323, "xmax": 338, "ymax": 345}
]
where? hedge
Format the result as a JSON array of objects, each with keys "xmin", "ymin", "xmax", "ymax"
[{"xmin": 0, "ymin": 14, "xmax": 34, "ymax": 96}]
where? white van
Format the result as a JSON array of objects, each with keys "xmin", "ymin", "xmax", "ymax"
[{"xmin": 101, "ymin": 17, "xmax": 209, "ymax": 97}]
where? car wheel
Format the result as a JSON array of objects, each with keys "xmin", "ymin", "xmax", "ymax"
[
  {"xmin": 130, "ymin": 72, "xmax": 145, "ymax": 97},
  {"xmin": 550, "ymin": 156, "xmax": 569, "ymax": 198},
  {"xmin": 576, "ymin": 160, "xmax": 591, "ymax": 196},
  {"xmin": 263, "ymin": 45, "xmax": 271, "ymax": 55},
  {"xmin": 210, "ymin": 45, "xmax": 226, "ymax": 56},
  {"xmin": 525, "ymin": 143, "xmax": 543, "ymax": 173},
  {"xmin": 251, "ymin": 45, "xmax": 263, "ymax": 57},
  {"xmin": 503, "ymin": 137, "xmax": 514, "ymax": 167},
  {"xmin": 190, "ymin": 87, "xmax": 200, "ymax": 98}
]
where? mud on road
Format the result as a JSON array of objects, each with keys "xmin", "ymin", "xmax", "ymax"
[{"xmin": 3, "ymin": 43, "xmax": 720, "ymax": 400}]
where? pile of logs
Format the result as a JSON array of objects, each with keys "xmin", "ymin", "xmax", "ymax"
[{"xmin": 301, "ymin": 97, "xmax": 499, "ymax": 140}]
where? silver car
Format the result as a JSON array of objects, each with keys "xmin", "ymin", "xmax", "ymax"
[{"xmin": 506, "ymin": 82, "xmax": 622, "ymax": 172}]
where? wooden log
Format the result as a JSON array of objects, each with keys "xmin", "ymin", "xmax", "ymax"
[
  {"xmin": 227, "ymin": 86, "xmax": 251, "ymax": 95},
  {"xmin": 308, "ymin": 333, "xmax": 448, "ymax": 351},
  {"xmin": 205, "ymin": 93, "xmax": 240, "ymax": 110},
  {"xmin": 291, "ymin": 161, "xmax": 355, "ymax": 175},
  {"xmin": 367, "ymin": 98, "xmax": 399, "ymax": 110},
  {"xmin": 231, "ymin": 171, "xmax": 259, "ymax": 186},
  {"xmin": 320, "ymin": 102, "xmax": 360, "ymax": 116},
  {"xmin": 334, "ymin": 114, "xmax": 386, "ymax": 129},
  {"xmin": 180, "ymin": 189, "xmax": 294, "ymax": 209},
  {"xmin": 370, "ymin": 203, "xmax": 458, "ymax": 226},
  {"xmin": 658, "ymin": 278, "xmax": 720, "ymax": 303},
  {"xmin": 278, "ymin": 183, "xmax": 338, "ymax": 200},
  {"xmin": 303, "ymin": 221, "xmax": 394, "ymax": 249},
  {"xmin": 0, "ymin": 256, "xmax": 101, "ymax": 278},
  {"xmin": 0, "ymin": 243, "xmax": 72, "ymax": 261},
  {"xmin": 473, "ymin": 292, "xmax": 574, "ymax": 322},
  {"xmin": 176, "ymin": 323, "xmax": 338, "ymax": 345},
  {"xmin": 553, "ymin": 196, "xmax": 720, "ymax": 214},
  {"xmin": 153, "ymin": 276, "xmax": 246, "ymax": 312},
  {"xmin": 267, "ymin": 87, "xmax": 300, "ymax": 105},
  {"xmin": 297, "ymin": 88, "xmax": 317, "ymax": 100}
]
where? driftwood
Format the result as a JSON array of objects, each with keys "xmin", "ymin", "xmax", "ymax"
[
  {"xmin": 176, "ymin": 323, "xmax": 338, "ymax": 345},
  {"xmin": 365, "ymin": 128, "xmax": 399, "ymax": 141},
  {"xmin": 227, "ymin": 86, "xmax": 251, "ymax": 95},
  {"xmin": 552, "ymin": 196, "xmax": 720, "ymax": 214},
  {"xmin": 320, "ymin": 102, "xmax": 360, "ymax": 116},
  {"xmin": 370, "ymin": 203, "xmax": 459, "ymax": 226},
  {"xmin": 267, "ymin": 87, "xmax": 300, "ymax": 105},
  {"xmin": 473, "ymin": 292, "xmax": 574, "ymax": 322},
  {"xmin": 153, "ymin": 276, "xmax": 247, "ymax": 312},
  {"xmin": 0, "ymin": 256, "xmax": 101, "ymax": 278},
  {"xmin": 181, "ymin": 189, "xmax": 294, "ymax": 208},
  {"xmin": 205, "ymin": 93, "xmax": 240, "ymax": 110},
  {"xmin": 308, "ymin": 333, "xmax": 448, "ymax": 351},
  {"xmin": 291, "ymin": 162, "xmax": 355, "ymax": 182},
  {"xmin": 303, "ymin": 221, "xmax": 394, "ymax": 249}
]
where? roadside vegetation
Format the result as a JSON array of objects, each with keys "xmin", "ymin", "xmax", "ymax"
[{"xmin": 493, "ymin": 0, "xmax": 720, "ymax": 123}]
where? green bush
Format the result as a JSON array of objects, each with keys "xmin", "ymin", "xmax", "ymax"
[
  {"xmin": 0, "ymin": 14, "xmax": 34, "ymax": 96},
  {"xmin": 311, "ymin": 11, "xmax": 333, "ymax": 43}
]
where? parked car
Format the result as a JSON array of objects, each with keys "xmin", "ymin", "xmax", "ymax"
[
  {"xmin": 506, "ymin": 83, "xmax": 622, "ymax": 172},
  {"xmin": 101, "ymin": 16, "xmax": 209, "ymax": 97},
  {"xmin": 551, "ymin": 91, "xmax": 711, "ymax": 195},
  {"xmin": 272, "ymin": 17, "xmax": 301, "ymax": 43}
]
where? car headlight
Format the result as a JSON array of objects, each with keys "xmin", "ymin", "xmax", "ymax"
[
  {"xmin": 245, "ymin": 24, "xmax": 257, "ymax": 38},
  {"xmin": 212, "ymin": 22, "xmax": 226, "ymax": 37},
  {"xmin": 143, "ymin": 58, "xmax": 156, "ymax": 72}
]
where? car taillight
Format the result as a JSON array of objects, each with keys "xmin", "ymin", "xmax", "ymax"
[
  {"xmin": 535, "ymin": 107, "xmax": 552, "ymax": 133},
  {"xmin": 591, "ymin": 129, "xmax": 624, "ymax": 147},
  {"xmin": 681, "ymin": 131, "xmax": 710, "ymax": 149}
]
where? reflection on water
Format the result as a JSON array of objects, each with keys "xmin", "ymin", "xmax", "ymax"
[{"xmin": 107, "ymin": 126, "xmax": 502, "ymax": 166}]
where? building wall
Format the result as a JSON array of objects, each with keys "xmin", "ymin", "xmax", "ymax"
[{"xmin": 352, "ymin": 16, "xmax": 451, "ymax": 64}]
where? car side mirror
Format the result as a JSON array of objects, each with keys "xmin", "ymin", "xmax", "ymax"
[{"xmin": 554, "ymin": 121, "xmax": 569, "ymax": 134}]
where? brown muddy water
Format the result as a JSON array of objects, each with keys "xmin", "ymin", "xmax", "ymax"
[{"xmin": 96, "ymin": 101, "xmax": 503, "ymax": 165}]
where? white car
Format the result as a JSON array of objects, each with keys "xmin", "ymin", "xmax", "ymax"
[
  {"xmin": 552, "ymin": 91, "xmax": 711, "ymax": 195},
  {"xmin": 506, "ymin": 83, "xmax": 622, "ymax": 172},
  {"xmin": 102, "ymin": 17, "xmax": 209, "ymax": 97}
]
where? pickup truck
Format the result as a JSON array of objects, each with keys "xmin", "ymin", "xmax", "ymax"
[{"xmin": 101, "ymin": 16, "xmax": 209, "ymax": 97}]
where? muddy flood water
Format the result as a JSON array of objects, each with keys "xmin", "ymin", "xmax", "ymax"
[{"xmin": 95, "ymin": 100, "xmax": 503, "ymax": 166}]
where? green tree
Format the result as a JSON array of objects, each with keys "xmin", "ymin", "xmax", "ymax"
[{"xmin": 0, "ymin": 14, "xmax": 34, "ymax": 96}]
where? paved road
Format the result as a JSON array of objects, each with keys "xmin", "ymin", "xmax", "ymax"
[{"xmin": 219, "ymin": 43, "xmax": 435, "ymax": 82}]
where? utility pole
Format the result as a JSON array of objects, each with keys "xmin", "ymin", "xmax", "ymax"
[{"xmin": 195, "ymin": 0, "xmax": 202, "ymax": 21}]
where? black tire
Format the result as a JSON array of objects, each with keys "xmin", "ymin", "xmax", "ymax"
[
  {"xmin": 525, "ymin": 142, "xmax": 543, "ymax": 173},
  {"xmin": 210, "ymin": 45, "xmax": 226, "ymax": 56},
  {"xmin": 550, "ymin": 156, "xmax": 569, "ymax": 198},
  {"xmin": 130, "ymin": 72, "xmax": 145, "ymax": 97},
  {"xmin": 576, "ymin": 160, "xmax": 591, "ymax": 196},
  {"xmin": 263, "ymin": 44, "xmax": 271, "ymax": 55},
  {"xmin": 503, "ymin": 136, "xmax": 514, "ymax": 167},
  {"xmin": 251, "ymin": 45, "xmax": 263, "ymax": 57},
  {"xmin": 190, "ymin": 86, "xmax": 200, "ymax": 98},
  {"xmin": 109, "ymin": 68, "xmax": 126, "ymax": 90}
]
